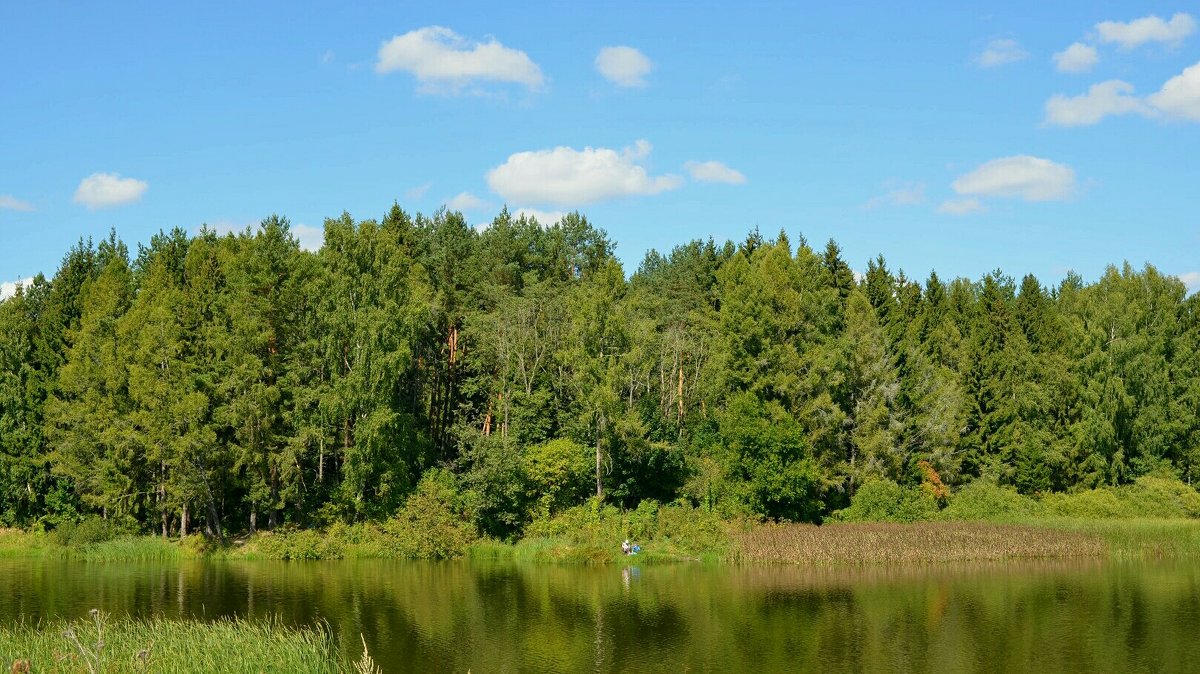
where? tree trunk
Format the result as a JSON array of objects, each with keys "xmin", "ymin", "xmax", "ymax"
[
  {"xmin": 678, "ymin": 366, "xmax": 685, "ymax": 419},
  {"xmin": 181, "ymin": 504, "xmax": 189, "ymax": 537},
  {"xmin": 206, "ymin": 496, "xmax": 223, "ymax": 542},
  {"xmin": 595, "ymin": 412, "xmax": 605, "ymax": 499},
  {"xmin": 269, "ymin": 464, "xmax": 279, "ymax": 529}
]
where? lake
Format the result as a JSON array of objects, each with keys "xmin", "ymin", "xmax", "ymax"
[{"xmin": 1, "ymin": 557, "xmax": 1198, "ymax": 672}]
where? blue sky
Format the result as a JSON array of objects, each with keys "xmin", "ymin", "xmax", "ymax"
[{"xmin": 2, "ymin": 1, "xmax": 1198, "ymax": 298}]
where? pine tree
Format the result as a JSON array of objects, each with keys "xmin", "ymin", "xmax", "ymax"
[
  {"xmin": 842, "ymin": 290, "xmax": 905, "ymax": 490},
  {"xmin": 46, "ymin": 234, "xmax": 138, "ymax": 522}
]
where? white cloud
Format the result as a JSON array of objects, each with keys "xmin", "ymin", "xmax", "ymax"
[
  {"xmin": 320, "ymin": 49, "xmax": 334, "ymax": 64},
  {"xmin": 405, "ymin": 182, "xmax": 432, "ymax": 201},
  {"xmin": 1043, "ymin": 62, "xmax": 1200, "ymax": 126},
  {"xmin": 293, "ymin": 224, "xmax": 323, "ymax": 252},
  {"xmin": 1096, "ymin": 13, "xmax": 1196, "ymax": 50},
  {"xmin": 977, "ymin": 38, "xmax": 1029, "ymax": 67},
  {"xmin": 0, "ymin": 195, "xmax": 35, "ymax": 212},
  {"xmin": 951, "ymin": 156, "xmax": 1075, "ymax": 202},
  {"xmin": 1044, "ymin": 80, "xmax": 1149, "ymax": 126},
  {"xmin": 375, "ymin": 26, "xmax": 543, "ymax": 93},
  {"xmin": 863, "ymin": 181, "xmax": 925, "ymax": 209},
  {"xmin": 1179, "ymin": 271, "xmax": 1200, "ymax": 293},
  {"xmin": 445, "ymin": 192, "xmax": 487, "ymax": 211},
  {"xmin": 1053, "ymin": 42, "xmax": 1099, "ymax": 74},
  {"xmin": 0, "ymin": 277, "xmax": 35, "ymax": 301},
  {"xmin": 937, "ymin": 197, "xmax": 987, "ymax": 215},
  {"xmin": 684, "ymin": 160, "xmax": 747, "ymax": 185},
  {"xmin": 486, "ymin": 140, "xmax": 683, "ymax": 206},
  {"xmin": 1147, "ymin": 61, "xmax": 1200, "ymax": 121},
  {"xmin": 595, "ymin": 46, "xmax": 653, "ymax": 87},
  {"xmin": 73, "ymin": 173, "xmax": 148, "ymax": 209}
]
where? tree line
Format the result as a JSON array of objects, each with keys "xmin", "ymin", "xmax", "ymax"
[{"xmin": 1, "ymin": 206, "xmax": 1197, "ymax": 538}]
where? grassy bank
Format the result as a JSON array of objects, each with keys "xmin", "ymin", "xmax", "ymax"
[
  {"xmin": 9, "ymin": 517, "xmax": 1200, "ymax": 567},
  {"xmin": 5, "ymin": 517, "xmax": 1200, "ymax": 566},
  {"xmin": 6, "ymin": 476, "xmax": 1200, "ymax": 566},
  {"xmin": 0, "ymin": 528, "xmax": 185, "ymax": 562},
  {"xmin": 0, "ymin": 611, "xmax": 354, "ymax": 674}
]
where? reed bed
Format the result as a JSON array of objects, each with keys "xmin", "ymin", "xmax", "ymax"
[
  {"xmin": 732, "ymin": 521, "xmax": 1106, "ymax": 565},
  {"xmin": 0, "ymin": 611, "xmax": 343, "ymax": 674}
]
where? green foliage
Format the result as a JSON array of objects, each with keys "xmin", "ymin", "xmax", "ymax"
[
  {"xmin": 833, "ymin": 479, "xmax": 939, "ymax": 523},
  {"xmin": 248, "ymin": 527, "xmax": 344, "ymax": 561},
  {"xmin": 50, "ymin": 516, "xmax": 131, "ymax": 547},
  {"xmin": 1040, "ymin": 476, "xmax": 1200, "ymax": 519},
  {"xmin": 715, "ymin": 392, "xmax": 824, "ymax": 522},
  {"xmin": 520, "ymin": 499, "xmax": 730, "ymax": 562},
  {"xmin": 382, "ymin": 468, "xmax": 478, "ymax": 559},
  {"xmin": 459, "ymin": 436, "xmax": 530, "ymax": 540},
  {"xmin": 1124, "ymin": 476, "xmax": 1200, "ymax": 518},
  {"xmin": 523, "ymin": 438, "xmax": 594, "ymax": 515},
  {"xmin": 3, "ymin": 213, "xmax": 1199, "ymax": 535},
  {"xmin": 941, "ymin": 481, "xmax": 1039, "ymax": 521}
]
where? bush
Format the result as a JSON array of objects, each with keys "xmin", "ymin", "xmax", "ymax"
[
  {"xmin": 249, "ymin": 528, "xmax": 343, "ymax": 561},
  {"xmin": 1039, "ymin": 476, "xmax": 1200, "ymax": 520},
  {"xmin": 1040, "ymin": 488, "xmax": 1129, "ymax": 519},
  {"xmin": 519, "ymin": 498, "xmax": 732, "ymax": 561},
  {"xmin": 833, "ymin": 479, "xmax": 938, "ymax": 523},
  {"xmin": 524, "ymin": 438, "xmax": 593, "ymax": 516},
  {"xmin": 383, "ymin": 468, "xmax": 479, "ymax": 559},
  {"xmin": 1123, "ymin": 476, "xmax": 1200, "ymax": 518},
  {"xmin": 180, "ymin": 533, "xmax": 215, "ymax": 556},
  {"xmin": 50, "ymin": 516, "xmax": 131, "ymax": 547},
  {"xmin": 942, "ymin": 481, "xmax": 1039, "ymax": 521},
  {"xmin": 524, "ymin": 497, "xmax": 622, "ymax": 543},
  {"xmin": 654, "ymin": 502, "xmax": 731, "ymax": 557}
]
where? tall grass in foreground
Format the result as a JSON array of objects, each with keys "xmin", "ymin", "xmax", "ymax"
[
  {"xmin": 0, "ymin": 611, "xmax": 344, "ymax": 674},
  {"xmin": 733, "ymin": 522, "xmax": 1106, "ymax": 565}
]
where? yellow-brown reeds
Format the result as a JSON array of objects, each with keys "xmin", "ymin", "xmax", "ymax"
[{"xmin": 732, "ymin": 521, "xmax": 1105, "ymax": 565}]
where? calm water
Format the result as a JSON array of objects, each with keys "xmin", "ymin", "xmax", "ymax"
[{"xmin": 1, "ymin": 557, "xmax": 1198, "ymax": 673}]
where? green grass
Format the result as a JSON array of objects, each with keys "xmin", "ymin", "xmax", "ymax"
[
  {"xmin": 0, "ymin": 611, "xmax": 346, "ymax": 674},
  {"xmin": 0, "ymin": 530, "xmax": 184, "ymax": 562},
  {"xmin": 0, "ymin": 528, "xmax": 55, "ymax": 559},
  {"xmin": 66, "ymin": 536, "xmax": 185, "ymax": 562},
  {"xmin": 1027, "ymin": 517, "xmax": 1200, "ymax": 559}
]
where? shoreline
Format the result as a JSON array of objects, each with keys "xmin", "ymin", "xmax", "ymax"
[{"xmin": 4, "ymin": 517, "xmax": 1200, "ymax": 566}]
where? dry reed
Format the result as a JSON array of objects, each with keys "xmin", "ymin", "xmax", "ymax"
[{"xmin": 733, "ymin": 521, "xmax": 1105, "ymax": 565}]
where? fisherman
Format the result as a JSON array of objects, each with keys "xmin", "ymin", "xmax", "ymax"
[{"xmin": 622, "ymin": 539, "xmax": 631, "ymax": 555}]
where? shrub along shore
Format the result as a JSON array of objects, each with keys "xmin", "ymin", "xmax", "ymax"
[{"xmin": 4, "ymin": 474, "xmax": 1200, "ymax": 565}]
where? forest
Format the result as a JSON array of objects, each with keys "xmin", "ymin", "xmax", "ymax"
[{"xmin": 0, "ymin": 206, "xmax": 1197, "ymax": 540}]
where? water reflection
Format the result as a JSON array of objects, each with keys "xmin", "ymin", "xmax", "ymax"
[{"xmin": 0, "ymin": 558, "xmax": 1197, "ymax": 673}]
